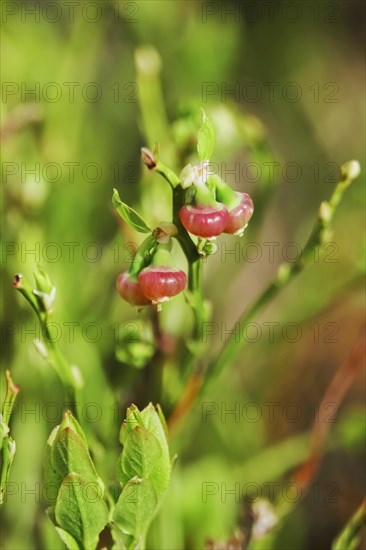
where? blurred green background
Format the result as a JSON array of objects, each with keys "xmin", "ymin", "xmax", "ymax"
[{"xmin": 1, "ymin": 1, "xmax": 365, "ymax": 549}]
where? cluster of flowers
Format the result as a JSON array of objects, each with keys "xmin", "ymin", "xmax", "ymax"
[
  {"xmin": 117, "ymin": 240, "xmax": 187, "ymax": 307},
  {"xmin": 179, "ymin": 161, "xmax": 253, "ymax": 239},
  {"xmin": 117, "ymin": 160, "xmax": 254, "ymax": 307}
]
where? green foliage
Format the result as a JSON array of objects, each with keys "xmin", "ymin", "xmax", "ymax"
[
  {"xmin": 54, "ymin": 473, "xmax": 108, "ymax": 550},
  {"xmin": 112, "ymin": 189, "xmax": 151, "ymax": 233},
  {"xmin": 44, "ymin": 412, "xmax": 108, "ymax": 549},
  {"xmin": 113, "ymin": 478, "xmax": 158, "ymax": 549},
  {"xmin": 3, "ymin": 7, "xmax": 364, "ymax": 548},
  {"xmin": 44, "ymin": 405, "xmax": 172, "ymax": 550},
  {"xmin": 113, "ymin": 404, "xmax": 172, "ymax": 549}
]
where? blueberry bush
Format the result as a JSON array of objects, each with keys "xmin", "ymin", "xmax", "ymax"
[{"xmin": 2, "ymin": 3, "xmax": 365, "ymax": 549}]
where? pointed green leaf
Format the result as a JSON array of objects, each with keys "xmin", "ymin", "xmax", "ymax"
[
  {"xmin": 115, "ymin": 404, "xmax": 172, "ymax": 546},
  {"xmin": 55, "ymin": 473, "xmax": 108, "ymax": 550},
  {"xmin": 120, "ymin": 405, "xmax": 144, "ymax": 445},
  {"xmin": 59, "ymin": 411, "xmax": 88, "ymax": 448},
  {"xmin": 113, "ymin": 477, "xmax": 158, "ymax": 547},
  {"xmin": 140, "ymin": 404, "xmax": 171, "ymax": 490},
  {"xmin": 140, "ymin": 404, "xmax": 168, "ymax": 447},
  {"xmin": 197, "ymin": 108, "xmax": 215, "ymax": 161},
  {"xmin": 118, "ymin": 404, "xmax": 171, "ymax": 494},
  {"xmin": 51, "ymin": 426, "xmax": 103, "ymax": 492},
  {"xmin": 112, "ymin": 189, "xmax": 150, "ymax": 233},
  {"xmin": 122, "ymin": 425, "xmax": 162, "ymax": 481}
]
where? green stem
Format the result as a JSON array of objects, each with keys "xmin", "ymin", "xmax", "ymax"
[
  {"xmin": 148, "ymin": 309, "xmax": 165, "ymax": 405},
  {"xmin": 155, "ymin": 161, "xmax": 181, "ymax": 189},
  {"xmin": 171, "ymin": 185, "xmax": 206, "ymax": 371},
  {"xmin": 188, "ymin": 259, "xmax": 204, "ymax": 340},
  {"xmin": 43, "ymin": 328, "xmax": 78, "ymax": 409},
  {"xmin": 172, "ymin": 186, "xmax": 200, "ymax": 263},
  {"xmin": 14, "ymin": 277, "xmax": 79, "ymax": 415},
  {"xmin": 141, "ymin": 159, "xmax": 205, "ymax": 391}
]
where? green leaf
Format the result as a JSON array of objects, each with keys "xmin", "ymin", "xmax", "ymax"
[
  {"xmin": 120, "ymin": 405, "xmax": 144, "ymax": 445},
  {"xmin": 55, "ymin": 473, "xmax": 108, "ymax": 550},
  {"xmin": 116, "ymin": 404, "xmax": 172, "ymax": 547},
  {"xmin": 45, "ymin": 413, "xmax": 106, "ymax": 510},
  {"xmin": 51, "ymin": 426, "xmax": 103, "ymax": 491},
  {"xmin": 119, "ymin": 405, "xmax": 171, "ymax": 494},
  {"xmin": 332, "ymin": 499, "xmax": 366, "ymax": 550},
  {"xmin": 44, "ymin": 427, "xmax": 63, "ymax": 500},
  {"xmin": 121, "ymin": 412, "xmax": 171, "ymax": 496},
  {"xmin": 113, "ymin": 477, "xmax": 158, "ymax": 548},
  {"xmin": 140, "ymin": 404, "xmax": 170, "ymax": 460},
  {"xmin": 112, "ymin": 189, "xmax": 150, "ymax": 233},
  {"xmin": 54, "ymin": 528, "xmax": 80, "ymax": 550},
  {"xmin": 122, "ymin": 426, "xmax": 162, "ymax": 481},
  {"xmin": 197, "ymin": 108, "xmax": 215, "ymax": 161},
  {"xmin": 59, "ymin": 411, "xmax": 88, "ymax": 448}
]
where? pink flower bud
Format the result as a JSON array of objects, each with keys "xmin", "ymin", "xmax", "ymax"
[
  {"xmin": 117, "ymin": 272, "xmax": 151, "ymax": 306},
  {"xmin": 179, "ymin": 204, "xmax": 228, "ymax": 238},
  {"xmin": 138, "ymin": 267, "xmax": 187, "ymax": 303},
  {"xmin": 224, "ymin": 192, "xmax": 254, "ymax": 235}
]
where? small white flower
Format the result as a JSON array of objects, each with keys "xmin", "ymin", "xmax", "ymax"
[{"xmin": 180, "ymin": 161, "xmax": 210, "ymax": 188}]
